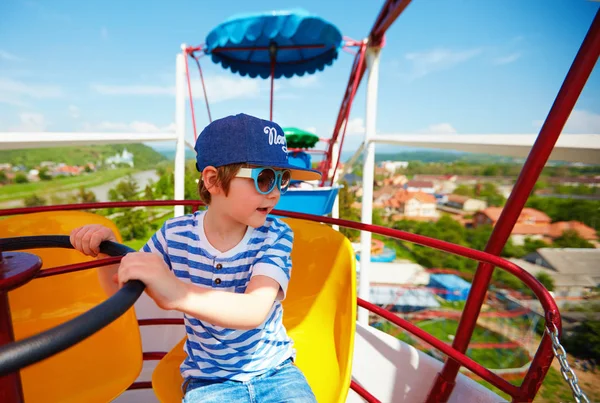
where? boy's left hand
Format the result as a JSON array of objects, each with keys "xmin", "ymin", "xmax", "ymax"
[{"xmin": 117, "ymin": 252, "xmax": 186, "ymax": 310}]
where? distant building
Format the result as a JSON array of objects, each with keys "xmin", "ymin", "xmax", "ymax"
[
  {"xmin": 384, "ymin": 189, "xmax": 438, "ymax": 218},
  {"xmin": 547, "ymin": 221, "xmax": 598, "ymax": 243},
  {"xmin": 511, "ymin": 248, "xmax": 600, "ymax": 298},
  {"xmin": 380, "ymin": 161, "xmax": 409, "ymax": 173},
  {"xmin": 405, "ymin": 180, "xmax": 435, "ymax": 194},
  {"xmin": 445, "ymin": 194, "xmax": 487, "ymax": 213},
  {"xmin": 370, "ymin": 287, "xmax": 440, "ymax": 313},
  {"xmin": 106, "ymin": 149, "xmax": 134, "ymax": 168},
  {"xmin": 473, "ymin": 207, "xmax": 551, "ymax": 245},
  {"xmin": 473, "ymin": 207, "xmax": 597, "ymax": 246}
]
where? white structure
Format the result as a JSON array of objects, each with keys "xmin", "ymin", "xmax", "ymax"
[
  {"xmin": 106, "ymin": 148, "xmax": 134, "ymax": 167},
  {"xmin": 362, "ymin": 260, "xmax": 430, "ymax": 285},
  {"xmin": 381, "ymin": 160, "xmax": 409, "ymax": 173}
]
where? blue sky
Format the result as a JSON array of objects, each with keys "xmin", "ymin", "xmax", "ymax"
[{"xmin": 1, "ymin": 0, "xmax": 599, "ymax": 154}]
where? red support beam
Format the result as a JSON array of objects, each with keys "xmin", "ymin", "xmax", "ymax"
[
  {"xmin": 143, "ymin": 352, "xmax": 167, "ymax": 361},
  {"xmin": 350, "ymin": 380, "xmax": 381, "ymax": 403},
  {"xmin": 1, "ymin": 200, "xmax": 562, "ymax": 402},
  {"xmin": 320, "ymin": 43, "xmax": 367, "ymax": 186},
  {"xmin": 369, "ymin": 0, "xmax": 413, "ymax": 46},
  {"xmin": 329, "ymin": 43, "xmax": 368, "ymax": 187},
  {"xmin": 183, "ymin": 51, "xmax": 200, "ymax": 142},
  {"xmin": 427, "ymin": 9, "xmax": 600, "ymax": 403},
  {"xmin": 128, "ymin": 381, "xmax": 152, "ymax": 390},
  {"xmin": 0, "ymin": 293, "xmax": 23, "ymax": 403}
]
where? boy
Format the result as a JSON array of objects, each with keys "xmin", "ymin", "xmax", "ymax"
[{"xmin": 70, "ymin": 113, "xmax": 320, "ymax": 402}]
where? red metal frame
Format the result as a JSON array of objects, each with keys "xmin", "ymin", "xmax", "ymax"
[
  {"xmin": 319, "ymin": 42, "xmax": 367, "ymax": 186},
  {"xmin": 183, "ymin": 51, "xmax": 200, "ymax": 142},
  {"xmin": 0, "ymin": 4, "xmax": 596, "ymax": 402},
  {"xmin": 319, "ymin": 0, "xmax": 412, "ymax": 185},
  {"xmin": 350, "ymin": 380, "xmax": 380, "ymax": 402},
  {"xmin": 427, "ymin": 9, "xmax": 600, "ymax": 403},
  {"xmin": 0, "ymin": 200, "xmax": 561, "ymax": 402},
  {"xmin": 0, "ymin": 292, "xmax": 24, "ymax": 402},
  {"xmin": 369, "ymin": 0, "xmax": 412, "ymax": 46},
  {"xmin": 191, "ymin": 54, "xmax": 212, "ymax": 124}
]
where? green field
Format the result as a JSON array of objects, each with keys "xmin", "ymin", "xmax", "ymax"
[{"xmin": 0, "ymin": 168, "xmax": 136, "ymax": 202}]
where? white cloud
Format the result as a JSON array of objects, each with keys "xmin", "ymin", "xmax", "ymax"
[
  {"xmin": 564, "ymin": 110, "xmax": 600, "ymax": 133},
  {"xmin": 10, "ymin": 113, "xmax": 47, "ymax": 131},
  {"xmin": 287, "ymin": 75, "xmax": 318, "ymax": 88},
  {"xmin": 68, "ymin": 105, "xmax": 80, "ymax": 119},
  {"xmin": 345, "ymin": 117, "xmax": 366, "ymax": 135},
  {"xmin": 404, "ymin": 48, "xmax": 482, "ymax": 79},
  {"xmin": 91, "ymin": 74, "xmax": 261, "ymax": 103},
  {"xmin": 203, "ymin": 75, "xmax": 261, "ymax": 103},
  {"xmin": 81, "ymin": 121, "xmax": 175, "ymax": 133},
  {"xmin": 493, "ymin": 52, "xmax": 521, "ymax": 65},
  {"xmin": 0, "ymin": 96, "xmax": 28, "ymax": 107},
  {"xmin": 533, "ymin": 110, "xmax": 600, "ymax": 133},
  {"xmin": 420, "ymin": 123, "xmax": 457, "ymax": 134},
  {"xmin": 0, "ymin": 50, "xmax": 22, "ymax": 62},
  {"xmin": 101, "ymin": 27, "xmax": 109, "ymax": 40},
  {"xmin": 0, "ymin": 77, "xmax": 63, "ymax": 99},
  {"xmin": 91, "ymin": 83, "xmax": 172, "ymax": 96}
]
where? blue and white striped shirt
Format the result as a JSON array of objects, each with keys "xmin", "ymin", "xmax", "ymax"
[{"xmin": 142, "ymin": 210, "xmax": 295, "ymax": 382}]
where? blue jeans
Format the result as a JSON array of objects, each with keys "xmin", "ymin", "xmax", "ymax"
[{"xmin": 182, "ymin": 359, "xmax": 317, "ymax": 403}]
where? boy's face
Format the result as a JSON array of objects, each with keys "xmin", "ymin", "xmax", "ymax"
[{"xmin": 217, "ymin": 168, "xmax": 282, "ymax": 228}]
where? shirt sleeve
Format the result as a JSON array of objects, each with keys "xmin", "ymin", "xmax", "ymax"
[
  {"xmin": 141, "ymin": 223, "xmax": 173, "ymax": 270},
  {"xmin": 251, "ymin": 224, "xmax": 294, "ymax": 301}
]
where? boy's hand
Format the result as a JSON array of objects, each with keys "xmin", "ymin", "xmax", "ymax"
[
  {"xmin": 70, "ymin": 224, "xmax": 117, "ymax": 257},
  {"xmin": 117, "ymin": 252, "xmax": 186, "ymax": 311}
]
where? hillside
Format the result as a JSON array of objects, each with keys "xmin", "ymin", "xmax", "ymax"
[{"xmin": 0, "ymin": 144, "xmax": 166, "ymax": 170}]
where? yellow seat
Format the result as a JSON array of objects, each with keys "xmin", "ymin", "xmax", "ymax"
[
  {"xmin": 152, "ymin": 218, "xmax": 357, "ymax": 402},
  {"xmin": 0, "ymin": 211, "xmax": 143, "ymax": 403}
]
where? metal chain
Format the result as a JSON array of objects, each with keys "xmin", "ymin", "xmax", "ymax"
[{"xmin": 546, "ymin": 323, "xmax": 590, "ymax": 403}]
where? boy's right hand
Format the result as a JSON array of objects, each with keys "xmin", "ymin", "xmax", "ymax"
[{"xmin": 70, "ymin": 225, "xmax": 117, "ymax": 257}]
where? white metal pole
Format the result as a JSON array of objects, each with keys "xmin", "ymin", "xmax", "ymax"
[
  {"xmin": 331, "ymin": 192, "xmax": 340, "ymax": 231},
  {"xmin": 174, "ymin": 47, "xmax": 187, "ymax": 217},
  {"xmin": 331, "ymin": 140, "xmax": 340, "ymax": 231},
  {"xmin": 358, "ymin": 46, "xmax": 381, "ymax": 325}
]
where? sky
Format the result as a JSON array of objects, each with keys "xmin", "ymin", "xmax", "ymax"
[{"xmin": 1, "ymin": 0, "xmax": 599, "ymax": 155}]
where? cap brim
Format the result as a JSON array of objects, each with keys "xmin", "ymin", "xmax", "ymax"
[{"xmin": 246, "ymin": 161, "xmax": 322, "ymax": 181}]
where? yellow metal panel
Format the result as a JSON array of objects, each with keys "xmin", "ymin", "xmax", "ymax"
[
  {"xmin": 0, "ymin": 211, "xmax": 143, "ymax": 403},
  {"xmin": 152, "ymin": 218, "xmax": 356, "ymax": 403}
]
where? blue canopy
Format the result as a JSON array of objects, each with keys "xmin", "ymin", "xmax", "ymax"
[{"xmin": 204, "ymin": 9, "xmax": 343, "ymax": 79}]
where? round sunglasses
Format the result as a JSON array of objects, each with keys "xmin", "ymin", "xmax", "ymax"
[{"xmin": 236, "ymin": 167, "xmax": 292, "ymax": 195}]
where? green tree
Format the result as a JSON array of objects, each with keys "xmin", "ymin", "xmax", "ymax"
[
  {"xmin": 553, "ymin": 230, "xmax": 594, "ymax": 248},
  {"xmin": 526, "ymin": 197, "xmax": 600, "ymax": 231},
  {"xmin": 454, "ymin": 183, "xmax": 505, "ymax": 207},
  {"xmin": 524, "ymin": 237, "xmax": 548, "ymax": 254},
  {"xmin": 109, "ymin": 175, "xmax": 140, "ymax": 201},
  {"xmin": 108, "ymin": 176, "xmax": 150, "ymax": 241},
  {"xmin": 15, "ymin": 172, "xmax": 28, "ymax": 183},
  {"xmin": 38, "ymin": 167, "xmax": 52, "ymax": 181},
  {"xmin": 114, "ymin": 209, "xmax": 150, "ymax": 241},
  {"xmin": 338, "ymin": 181, "xmax": 360, "ymax": 240},
  {"xmin": 69, "ymin": 186, "xmax": 97, "ymax": 204},
  {"xmin": 563, "ymin": 320, "xmax": 600, "ymax": 361},
  {"xmin": 535, "ymin": 272, "xmax": 555, "ymax": 292},
  {"xmin": 23, "ymin": 194, "xmax": 46, "ymax": 207},
  {"xmin": 478, "ymin": 183, "xmax": 506, "ymax": 207},
  {"xmin": 0, "ymin": 170, "xmax": 7, "ymax": 184}
]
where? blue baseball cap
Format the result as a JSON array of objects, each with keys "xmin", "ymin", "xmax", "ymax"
[{"xmin": 195, "ymin": 113, "xmax": 322, "ymax": 181}]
